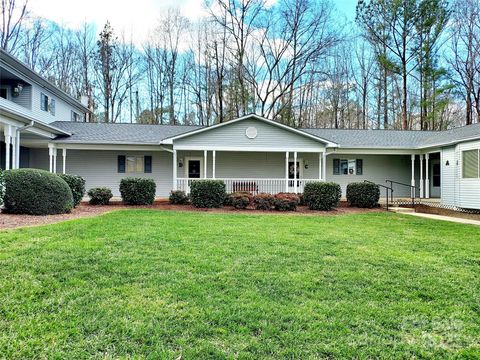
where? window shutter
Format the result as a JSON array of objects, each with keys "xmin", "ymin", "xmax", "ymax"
[
  {"xmin": 144, "ymin": 156, "xmax": 152, "ymax": 173},
  {"xmin": 118, "ymin": 155, "xmax": 126, "ymax": 173},
  {"xmin": 356, "ymin": 159, "xmax": 363, "ymax": 175},
  {"xmin": 50, "ymin": 99, "xmax": 55, "ymax": 115},
  {"xmin": 333, "ymin": 159, "xmax": 340, "ymax": 175}
]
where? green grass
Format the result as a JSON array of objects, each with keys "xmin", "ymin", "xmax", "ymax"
[{"xmin": 0, "ymin": 210, "xmax": 479, "ymax": 359}]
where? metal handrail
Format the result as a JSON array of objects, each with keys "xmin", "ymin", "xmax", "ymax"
[
  {"xmin": 385, "ymin": 179, "xmax": 420, "ymax": 208},
  {"xmin": 364, "ymin": 180, "xmax": 393, "ymax": 211}
]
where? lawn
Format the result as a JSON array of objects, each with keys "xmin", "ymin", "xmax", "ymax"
[{"xmin": 0, "ymin": 210, "xmax": 479, "ymax": 359}]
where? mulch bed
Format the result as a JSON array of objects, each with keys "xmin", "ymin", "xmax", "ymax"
[{"xmin": 0, "ymin": 200, "xmax": 384, "ymax": 230}]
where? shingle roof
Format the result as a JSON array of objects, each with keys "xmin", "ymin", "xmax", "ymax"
[
  {"xmin": 50, "ymin": 120, "xmax": 480, "ymax": 149},
  {"xmin": 51, "ymin": 121, "xmax": 202, "ymax": 144}
]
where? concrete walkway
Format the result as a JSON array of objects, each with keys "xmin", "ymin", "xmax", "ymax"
[{"xmin": 392, "ymin": 210, "xmax": 480, "ymax": 226}]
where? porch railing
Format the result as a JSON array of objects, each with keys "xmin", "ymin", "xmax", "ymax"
[{"xmin": 176, "ymin": 178, "xmax": 321, "ymax": 194}]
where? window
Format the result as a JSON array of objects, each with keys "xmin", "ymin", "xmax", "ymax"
[
  {"xmin": 40, "ymin": 92, "xmax": 55, "ymax": 115},
  {"xmin": 333, "ymin": 158, "xmax": 363, "ymax": 175},
  {"xmin": 40, "ymin": 92, "xmax": 48, "ymax": 111},
  {"xmin": 462, "ymin": 149, "xmax": 479, "ymax": 179},
  {"xmin": 117, "ymin": 155, "xmax": 152, "ymax": 173}
]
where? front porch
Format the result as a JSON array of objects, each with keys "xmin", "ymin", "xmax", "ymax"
[{"xmin": 174, "ymin": 150, "xmax": 327, "ymax": 194}]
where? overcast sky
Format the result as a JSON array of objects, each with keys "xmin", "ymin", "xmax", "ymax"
[{"xmin": 29, "ymin": 0, "xmax": 358, "ymax": 44}]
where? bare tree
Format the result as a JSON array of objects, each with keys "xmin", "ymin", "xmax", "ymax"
[{"xmin": 0, "ymin": 0, "xmax": 28, "ymax": 54}]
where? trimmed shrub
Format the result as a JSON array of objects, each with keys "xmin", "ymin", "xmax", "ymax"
[
  {"xmin": 0, "ymin": 169, "xmax": 4, "ymax": 207},
  {"xmin": 3, "ymin": 169, "xmax": 73, "ymax": 215},
  {"xmin": 190, "ymin": 180, "xmax": 226, "ymax": 208},
  {"xmin": 229, "ymin": 192, "xmax": 252, "ymax": 209},
  {"xmin": 59, "ymin": 174, "xmax": 85, "ymax": 207},
  {"xmin": 87, "ymin": 187, "xmax": 113, "ymax": 205},
  {"xmin": 274, "ymin": 192, "xmax": 300, "ymax": 211},
  {"xmin": 169, "ymin": 190, "xmax": 189, "ymax": 205},
  {"xmin": 346, "ymin": 182, "xmax": 380, "ymax": 208},
  {"xmin": 253, "ymin": 193, "xmax": 275, "ymax": 210},
  {"xmin": 303, "ymin": 182, "xmax": 341, "ymax": 211},
  {"xmin": 120, "ymin": 178, "xmax": 156, "ymax": 205}
]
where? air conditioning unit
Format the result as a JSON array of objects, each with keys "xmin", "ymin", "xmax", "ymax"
[{"xmin": 348, "ymin": 159, "xmax": 356, "ymax": 175}]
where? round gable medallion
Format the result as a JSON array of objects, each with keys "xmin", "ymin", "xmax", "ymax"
[{"xmin": 245, "ymin": 126, "xmax": 258, "ymax": 139}]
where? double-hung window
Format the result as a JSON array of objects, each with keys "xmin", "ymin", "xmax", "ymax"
[
  {"xmin": 462, "ymin": 149, "xmax": 480, "ymax": 179},
  {"xmin": 118, "ymin": 155, "xmax": 152, "ymax": 174},
  {"xmin": 40, "ymin": 92, "xmax": 55, "ymax": 115},
  {"xmin": 333, "ymin": 158, "xmax": 363, "ymax": 175}
]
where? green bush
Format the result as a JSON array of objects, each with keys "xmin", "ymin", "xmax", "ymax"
[
  {"xmin": 119, "ymin": 178, "xmax": 156, "ymax": 205},
  {"xmin": 169, "ymin": 190, "xmax": 189, "ymax": 205},
  {"xmin": 274, "ymin": 192, "xmax": 300, "ymax": 211},
  {"xmin": 190, "ymin": 180, "xmax": 226, "ymax": 208},
  {"xmin": 303, "ymin": 182, "xmax": 341, "ymax": 211},
  {"xmin": 59, "ymin": 174, "xmax": 85, "ymax": 207},
  {"xmin": 346, "ymin": 182, "xmax": 380, "ymax": 208},
  {"xmin": 3, "ymin": 169, "xmax": 73, "ymax": 215},
  {"xmin": 228, "ymin": 192, "xmax": 252, "ymax": 209},
  {"xmin": 87, "ymin": 187, "xmax": 113, "ymax": 205},
  {"xmin": 253, "ymin": 193, "xmax": 275, "ymax": 210},
  {"xmin": 0, "ymin": 169, "xmax": 4, "ymax": 207}
]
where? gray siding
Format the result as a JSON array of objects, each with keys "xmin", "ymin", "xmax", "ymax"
[
  {"xmin": 174, "ymin": 119, "xmax": 325, "ymax": 150},
  {"xmin": 11, "ymin": 84, "xmax": 32, "ymax": 109},
  {"xmin": 326, "ymin": 154, "xmax": 418, "ymax": 197},
  {"xmin": 27, "ymin": 149, "xmax": 418, "ymax": 198}
]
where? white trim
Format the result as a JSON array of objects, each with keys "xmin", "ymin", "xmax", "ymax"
[
  {"xmin": 54, "ymin": 143, "xmax": 167, "ymax": 151},
  {"xmin": 285, "ymin": 151, "xmax": 289, "ymax": 192},
  {"xmin": 411, "ymin": 154, "xmax": 416, "ymax": 198},
  {"xmin": 172, "ymin": 145, "xmax": 325, "ymax": 152},
  {"xmin": 4, "ymin": 124, "xmax": 11, "ymax": 170},
  {"xmin": 322, "ymin": 152, "xmax": 327, "ymax": 181},
  {"xmin": 203, "ymin": 150, "xmax": 207, "ymax": 179},
  {"xmin": 328, "ymin": 148, "xmax": 422, "ymax": 155},
  {"xmin": 15, "ymin": 128, "xmax": 20, "ymax": 168},
  {"xmin": 173, "ymin": 149, "xmax": 177, "ymax": 190},
  {"xmin": 425, "ymin": 153, "xmax": 430, "ymax": 198},
  {"xmin": 62, "ymin": 148, "xmax": 67, "ymax": 174},
  {"xmin": 161, "ymin": 114, "xmax": 338, "ymax": 147},
  {"xmin": 420, "ymin": 154, "xmax": 424, "ymax": 198},
  {"xmin": 212, "ymin": 150, "xmax": 216, "ymax": 179}
]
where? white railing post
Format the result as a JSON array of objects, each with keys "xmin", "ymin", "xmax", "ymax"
[
  {"xmin": 173, "ymin": 149, "xmax": 177, "ymax": 190},
  {"xmin": 285, "ymin": 151, "xmax": 289, "ymax": 192},
  {"xmin": 294, "ymin": 151, "xmax": 298, "ymax": 193}
]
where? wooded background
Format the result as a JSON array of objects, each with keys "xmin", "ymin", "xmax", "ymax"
[{"xmin": 1, "ymin": 0, "xmax": 479, "ymax": 129}]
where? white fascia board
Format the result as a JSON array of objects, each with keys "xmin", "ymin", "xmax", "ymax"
[
  {"xmin": 328, "ymin": 148, "xmax": 422, "ymax": 155},
  {"xmin": 173, "ymin": 145, "xmax": 326, "ymax": 152},
  {"xmin": 53, "ymin": 143, "xmax": 166, "ymax": 151},
  {"xmin": 162, "ymin": 114, "xmax": 338, "ymax": 147}
]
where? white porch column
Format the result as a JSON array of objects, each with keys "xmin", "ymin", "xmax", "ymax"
[
  {"xmin": 62, "ymin": 148, "xmax": 67, "ymax": 174},
  {"xmin": 285, "ymin": 151, "xmax": 289, "ymax": 192},
  {"xmin": 52, "ymin": 147, "xmax": 57, "ymax": 173},
  {"xmin": 425, "ymin": 153, "xmax": 430, "ymax": 199},
  {"xmin": 15, "ymin": 129, "xmax": 20, "ymax": 168},
  {"xmin": 4, "ymin": 124, "xmax": 11, "ymax": 170},
  {"xmin": 48, "ymin": 146, "xmax": 53, "ymax": 172},
  {"xmin": 318, "ymin": 152, "xmax": 322, "ymax": 180},
  {"xmin": 294, "ymin": 151, "xmax": 298, "ymax": 193},
  {"xmin": 212, "ymin": 151, "xmax": 216, "ymax": 179},
  {"xmin": 322, "ymin": 152, "xmax": 327, "ymax": 181},
  {"xmin": 11, "ymin": 127, "xmax": 17, "ymax": 169},
  {"xmin": 203, "ymin": 150, "xmax": 207, "ymax": 178},
  {"xmin": 419, "ymin": 154, "xmax": 424, "ymax": 198},
  {"xmin": 172, "ymin": 149, "xmax": 177, "ymax": 190},
  {"xmin": 411, "ymin": 154, "xmax": 416, "ymax": 198}
]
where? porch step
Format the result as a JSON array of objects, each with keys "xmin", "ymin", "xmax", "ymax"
[{"xmin": 389, "ymin": 207, "xmax": 415, "ymax": 213}]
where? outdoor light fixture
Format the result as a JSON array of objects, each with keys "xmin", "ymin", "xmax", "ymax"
[
  {"xmin": 12, "ymin": 83, "xmax": 23, "ymax": 97},
  {"xmin": 446, "ymin": 160, "xmax": 450, "ymax": 166},
  {"xmin": 304, "ymin": 160, "xmax": 309, "ymax": 169},
  {"xmin": 178, "ymin": 158, "xmax": 184, "ymax": 168}
]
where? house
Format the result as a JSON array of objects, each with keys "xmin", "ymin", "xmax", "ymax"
[{"xmin": 1, "ymin": 49, "xmax": 480, "ymax": 210}]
